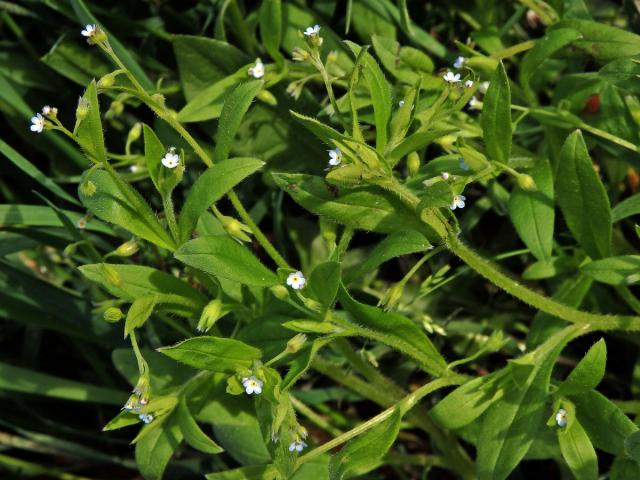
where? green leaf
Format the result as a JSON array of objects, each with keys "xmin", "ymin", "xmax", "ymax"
[
  {"xmin": 178, "ymin": 158, "xmax": 264, "ymax": 244},
  {"xmin": 142, "ymin": 124, "xmax": 167, "ymax": 194},
  {"xmin": 556, "ymin": 130, "xmax": 611, "ymax": 259},
  {"xmin": 158, "ymin": 337, "xmax": 261, "ymax": 373},
  {"xmin": 205, "ymin": 465, "xmax": 278, "ymax": 480},
  {"xmin": 78, "ymin": 168, "xmax": 176, "ymax": 250},
  {"xmin": 75, "ymin": 80, "xmax": 107, "ymax": 163},
  {"xmin": 79, "ymin": 263, "xmax": 206, "ymax": 317},
  {"xmin": 558, "ymin": 339, "xmax": 607, "ymax": 396},
  {"xmin": 173, "ymin": 35, "xmax": 249, "ymax": 101},
  {"xmin": 625, "ymin": 430, "xmax": 640, "ymax": 464},
  {"xmin": 337, "ymin": 286, "xmax": 447, "ymax": 376},
  {"xmin": 0, "ymin": 204, "xmax": 112, "ymax": 234},
  {"xmin": 482, "ymin": 62, "xmax": 511, "ymax": 164},
  {"xmin": 612, "ymin": 194, "xmax": 640, "ymax": 223},
  {"xmin": 430, "ymin": 371, "xmax": 506, "ymax": 430},
  {"xmin": 259, "ymin": 0, "xmax": 282, "ymax": 63},
  {"xmin": 329, "ymin": 408, "xmax": 401, "ymax": 479},
  {"xmin": 581, "ymin": 256, "xmax": 640, "ymax": 285},
  {"xmin": 550, "ymin": 19, "xmax": 640, "ymax": 62},
  {"xmin": 344, "ymin": 231, "xmax": 432, "ymax": 284},
  {"xmin": 476, "ymin": 327, "xmax": 578, "ymax": 480},
  {"xmin": 0, "ymin": 361, "xmax": 125, "ymax": 405},
  {"xmin": 571, "ymin": 390, "xmax": 638, "ymax": 455},
  {"xmin": 135, "ymin": 412, "xmax": 183, "ymax": 480},
  {"xmin": 558, "ymin": 419, "xmax": 598, "ymax": 480},
  {"xmin": 42, "ymin": 37, "xmax": 111, "ymax": 86},
  {"xmin": 214, "ymin": 80, "xmax": 264, "ymax": 164},
  {"xmin": 175, "ymin": 235, "xmax": 278, "ymax": 287},
  {"xmin": 520, "ymin": 29, "xmax": 582, "ymax": 89},
  {"xmin": 176, "ymin": 398, "xmax": 223, "ymax": 454},
  {"xmin": 345, "ymin": 41, "xmax": 392, "ymax": 151},
  {"xmin": 0, "ymin": 139, "xmax": 79, "ymax": 205},
  {"xmin": 177, "ymin": 71, "xmax": 245, "ymax": 123},
  {"xmin": 508, "ymin": 159, "xmax": 554, "ymax": 262},
  {"xmin": 387, "ymin": 127, "xmax": 456, "ymax": 165},
  {"xmin": 124, "ymin": 295, "xmax": 158, "ymax": 337},
  {"xmin": 309, "ymin": 261, "xmax": 341, "ymax": 309},
  {"xmin": 273, "ymin": 173, "xmax": 429, "ymax": 236}
]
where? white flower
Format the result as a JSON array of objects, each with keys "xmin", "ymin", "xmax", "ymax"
[
  {"xmin": 286, "ymin": 271, "xmax": 306, "ymax": 290},
  {"xmin": 443, "ymin": 71, "xmax": 461, "ymax": 84},
  {"xmin": 242, "ymin": 376, "xmax": 263, "ymax": 395},
  {"xmin": 398, "ymin": 100, "xmax": 405, "ymax": 107},
  {"xmin": 469, "ymin": 96, "xmax": 481, "ymax": 110},
  {"xmin": 76, "ymin": 217, "xmax": 88, "ymax": 229},
  {"xmin": 30, "ymin": 113, "xmax": 45, "ymax": 133},
  {"xmin": 555, "ymin": 408, "xmax": 568, "ymax": 427},
  {"xmin": 459, "ymin": 158, "xmax": 470, "ymax": 171},
  {"xmin": 139, "ymin": 413, "xmax": 154, "ymax": 424},
  {"xmin": 130, "ymin": 164, "xmax": 140, "ymax": 173},
  {"xmin": 304, "ymin": 24, "xmax": 321, "ymax": 37},
  {"xmin": 248, "ymin": 58, "xmax": 265, "ymax": 79},
  {"xmin": 480, "ymin": 81, "xmax": 490, "ymax": 94},
  {"xmin": 328, "ymin": 148, "xmax": 342, "ymax": 166},
  {"xmin": 42, "ymin": 106, "xmax": 51, "ymax": 115},
  {"xmin": 161, "ymin": 147, "xmax": 180, "ymax": 169},
  {"xmin": 289, "ymin": 440, "xmax": 307, "ymax": 452},
  {"xmin": 453, "ymin": 56, "xmax": 466, "ymax": 69},
  {"xmin": 450, "ymin": 195, "xmax": 466, "ymax": 210},
  {"xmin": 465, "ymin": 80, "xmax": 474, "ymax": 88},
  {"xmin": 441, "ymin": 172, "xmax": 450, "ymax": 180},
  {"xmin": 81, "ymin": 24, "xmax": 96, "ymax": 37}
]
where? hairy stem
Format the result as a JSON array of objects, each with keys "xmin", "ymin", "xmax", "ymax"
[{"xmin": 447, "ymin": 234, "xmax": 640, "ymax": 328}]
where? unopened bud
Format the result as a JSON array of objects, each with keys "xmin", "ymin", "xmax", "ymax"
[
  {"xmin": 132, "ymin": 375, "xmax": 150, "ymax": 405},
  {"xmin": 102, "ymin": 264, "xmax": 121, "ymax": 287},
  {"xmin": 80, "ymin": 180, "xmax": 97, "ymax": 197},
  {"xmin": 103, "ymin": 307, "xmax": 123, "ymax": 323},
  {"xmin": 221, "ymin": 216, "xmax": 252, "ymax": 242},
  {"xmin": 109, "ymin": 100, "xmax": 124, "ymax": 116},
  {"xmin": 286, "ymin": 333, "xmax": 307, "ymax": 354},
  {"xmin": 380, "ymin": 283, "xmax": 403, "ymax": 311},
  {"xmin": 292, "ymin": 47, "xmax": 310, "ymax": 62},
  {"xmin": 256, "ymin": 90, "xmax": 278, "ymax": 106},
  {"xmin": 303, "ymin": 297, "xmax": 321, "ymax": 311},
  {"xmin": 326, "ymin": 50, "xmax": 338, "ymax": 64},
  {"xmin": 407, "ymin": 151, "xmax": 420, "ymax": 176},
  {"xmin": 150, "ymin": 93, "xmax": 166, "ymax": 108},
  {"xmin": 270, "ymin": 285, "xmax": 289, "ymax": 300},
  {"xmin": 127, "ymin": 122, "xmax": 142, "ymax": 143},
  {"xmin": 97, "ymin": 72, "xmax": 116, "ymax": 88},
  {"xmin": 114, "ymin": 240, "xmax": 139, "ymax": 257},
  {"xmin": 516, "ymin": 173, "xmax": 537, "ymax": 191},
  {"xmin": 76, "ymin": 97, "xmax": 90, "ymax": 121},
  {"xmin": 197, "ymin": 298, "xmax": 223, "ymax": 332}
]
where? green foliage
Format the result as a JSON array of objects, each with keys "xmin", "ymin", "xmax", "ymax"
[{"xmin": 3, "ymin": 1, "xmax": 640, "ymax": 479}]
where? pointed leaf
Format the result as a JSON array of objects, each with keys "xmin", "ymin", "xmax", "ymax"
[
  {"xmin": 482, "ymin": 62, "xmax": 511, "ymax": 164},
  {"xmin": 557, "ymin": 130, "xmax": 611, "ymax": 259},
  {"xmin": 159, "ymin": 337, "xmax": 261, "ymax": 372}
]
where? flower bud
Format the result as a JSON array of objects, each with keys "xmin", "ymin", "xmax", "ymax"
[
  {"xmin": 97, "ymin": 72, "xmax": 116, "ymax": 88},
  {"xmin": 150, "ymin": 93, "xmax": 166, "ymax": 108},
  {"xmin": 114, "ymin": 240, "xmax": 139, "ymax": 257},
  {"xmin": 303, "ymin": 297, "xmax": 321, "ymax": 311},
  {"xmin": 197, "ymin": 298, "xmax": 223, "ymax": 332},
  {"xmin": 76, "ymin": 97, "xmax": 90, "ymax": 121},
  {"xmin": 221, "ymin": 216, "xmax": 252, "ymax": 243},
  {"xmin": 292, "ymin": 47, "xmax": 310, "ymax": 62},
  {"xmin": 407, "ymin": 151, "xmax": 420, "ymax": 176},
  {"xmin": 80, "ymin": 180, "xmax": 97, "ymax": 197},
  {"xmin": 380, "ymin": 283, "xmax": 403, "ymax": 311},
  {"xmin": 133, "ymin": 375, "xmax": 150, "ymax": 405},
  {"xmin": 320, "ymin": 218, "xmax": 337, "ymax": 244},
  {"xmin": 286, "ymin": 333, "xmax": 307, "ymax": 354},
  {"xmin": 516, "ymin": 173, "xmax": 537, "ymax": 191},
  {"xmin": 256, "ymin": 90, "xmax": 278, "ymax": 106},
  {"xmin": 326, "ymin": 50, "xmax": 338, "ymax": 64},
  {"xmin": 127, "ymin": 122, "xmax": 142, "ymax": 143},
  {"xmin": 109, "ymin": 100, "xmax": 124, "ymax": 116},
  {"xmin": 90, "ymin": 26, "xmax": 108, "ymax": 45},
  {"xmin": 270, "ymin": 285, "xmax": 289, "ymax": 300},
  {"xmin": 103, "ymin": 307, "xmax": 123, "ymax": 323}
]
